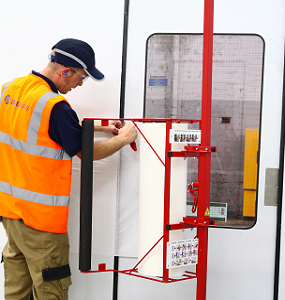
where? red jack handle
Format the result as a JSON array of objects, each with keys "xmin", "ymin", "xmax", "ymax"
[{"xmin": 130, "ymin": 141, "xmax": 137, "ymax": 151}]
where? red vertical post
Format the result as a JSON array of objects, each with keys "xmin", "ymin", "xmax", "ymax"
[
  {"xmin": 196, "ymin": 1, "xmax": 214, "ymax": 300},
  {"xmin": 163, "ymin": 120, "xmax": 172, "ymax": 282}
]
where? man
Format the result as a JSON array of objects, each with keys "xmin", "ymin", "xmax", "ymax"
[{"xmin": 0, "ymin": 38, "xmax": 137, "ymax": 300}]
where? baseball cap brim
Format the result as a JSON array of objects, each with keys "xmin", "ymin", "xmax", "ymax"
[{"xmin": 86, "ymin": 66, "xmax": 105, "ymax": 81}]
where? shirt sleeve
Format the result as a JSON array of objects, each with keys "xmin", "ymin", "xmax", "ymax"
[{"xmin": 48, "ymin": 101, "xmax": 82, "ymax": 157}]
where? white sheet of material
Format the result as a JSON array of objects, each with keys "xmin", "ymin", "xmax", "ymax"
[{"xmin": 138, "ymin": 123, "xmax": 187, "ymax": 277}]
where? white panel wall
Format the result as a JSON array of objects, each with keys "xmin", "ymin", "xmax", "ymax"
[
  {"xmin": 118, "ymin": 1, "xmax": 285, "ymax": 300},
  {"xmin": 212, "ymin": 2, "xmax": 285, "ymax": 299},
  {"xmin": 0, "ymin": 0, "xmax": 125, "ymax": 299}
]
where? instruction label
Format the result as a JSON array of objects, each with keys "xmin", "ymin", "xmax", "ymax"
[
  {"xmin": 167, "ymin": 239, "xmax": 198, "ymax": 269},
  {"xmin": 169, "ymin": 129, "xmax": 201, "ymax": 145}
]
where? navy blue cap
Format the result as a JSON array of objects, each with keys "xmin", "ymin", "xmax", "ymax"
[{"xmin": 51, "ymin": 38, "xmax": 104, "ymax": 81}]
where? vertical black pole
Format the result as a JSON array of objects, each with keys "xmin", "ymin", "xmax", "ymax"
[
  {"xmin": 119, "ymin": 0, "xmax": 130, "ymax": 119},
  {"xmin": 112, "ymin": 256, "xmax": 119, "ymax": 300},
  {"xmin": 273, "ymin": 43, "xmax": 285, "ymax": 300},
  {"xmin": 79, "ymin": 119, "xmax": 94, "ymax": 271},
  {"xmin": 113, "ymin": 0, "xmax": 130, "ymax": 298}
]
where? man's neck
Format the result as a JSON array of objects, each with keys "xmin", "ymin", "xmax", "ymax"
[{"xmin": 41, "ymin": 64, "xmax": 60, "ymax": 87}]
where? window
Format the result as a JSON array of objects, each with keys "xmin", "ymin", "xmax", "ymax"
[{"xmin": 144, "ymin": 34, "xmax": 264, "ymax": 228}]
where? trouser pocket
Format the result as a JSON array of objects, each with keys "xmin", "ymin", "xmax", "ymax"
[{"xmin": 43, "ymin": 257, "xmax": 72, "ymax": 300}]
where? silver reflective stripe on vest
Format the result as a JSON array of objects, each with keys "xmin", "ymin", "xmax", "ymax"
[
  {"xmin": 27, "ymin": 91, "xmax": 58, "ymax": 144},
  {"xmin": 0, "ymin": 181, "xmax": 69, "ymax": 207},
  {"xmin": 26, "ymin": 91, "xmax": 71, "ymax": 160},
  {"xmin": 0, "ymin": 132, "xmax": 68, "ymax": 160}
]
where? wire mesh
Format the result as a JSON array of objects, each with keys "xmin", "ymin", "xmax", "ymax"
[{"xmin": 144, "ymin": 34, "xmax": 264, "ymax": 228}]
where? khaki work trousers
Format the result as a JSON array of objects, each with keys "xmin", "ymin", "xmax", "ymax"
[{"xmin": 2, "ymin": 218, "xmax": 72, "ymax": 300}]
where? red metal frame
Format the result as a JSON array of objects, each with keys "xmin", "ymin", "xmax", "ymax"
[
  {"xmin": 81, "ymin": 118, "xmax": 216, "ymax": 285},
  {"xmin": 82, "ymin": 0, "xmax": 214, "ymax": 298},
  {"xmin": 196, "ymin": 1, "xmax": 214, "ymax": 299}
]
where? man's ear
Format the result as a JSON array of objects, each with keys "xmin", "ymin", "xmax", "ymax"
[{"xmin": 61, "ymin": 68, "xmax": 70, "ymax": 78}]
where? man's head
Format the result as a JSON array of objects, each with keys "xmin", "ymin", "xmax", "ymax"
[
  {"xmin": 51, "ymin": 38, "xmax": 104, "ymax": 81},
  {"xmin": 42, "ymin": 38, "xmax": 104, "ymax": 94}
]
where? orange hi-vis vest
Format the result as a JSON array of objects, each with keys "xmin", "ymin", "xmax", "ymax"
[{"xmin": 0, "ymin": 73, "xmax": 72, "ymax": 233}]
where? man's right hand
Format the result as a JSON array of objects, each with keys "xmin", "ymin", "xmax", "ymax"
[{"xmin": 118, "ymin": 122, "xmax": 138, "ymax": 146}]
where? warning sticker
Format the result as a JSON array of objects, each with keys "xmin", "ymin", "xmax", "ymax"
[{"xmin": 204, "ymin": 208, "xmax": 210, "ymax": 216}]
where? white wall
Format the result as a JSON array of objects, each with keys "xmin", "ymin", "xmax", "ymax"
[{"xmin": 0, "ymin": 0, "xmax": 125, "ymax": 299}]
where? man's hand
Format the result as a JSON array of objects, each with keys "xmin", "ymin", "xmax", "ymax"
[
  {"xmin": 117, "ymin": 122, "xmax": 138, "ymax": 145},
  {"xmin": 94, "ymin": 120, "xmax": 123, "ymax": 135}
]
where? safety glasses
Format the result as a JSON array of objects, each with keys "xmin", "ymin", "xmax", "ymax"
[{"xmin": 70, "ymin": 68, "xmax": 89, "ymax": 82}]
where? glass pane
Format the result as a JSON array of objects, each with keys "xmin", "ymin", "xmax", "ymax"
[{"xmin": 144, "ymin": 34, "xmax": 264, "ymax": 228}]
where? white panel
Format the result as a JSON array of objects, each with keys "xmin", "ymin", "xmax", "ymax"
[
  {"xmin": 115, "ymin": 144, "xmax": 140, "ymax": 257},
  {"xmin": 138, "ymin": 123, "xmax": 166, "ymax": 276},
  {"xmin": 137, "ymin": 123, "xmax": 187, "ymax": 277}
]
